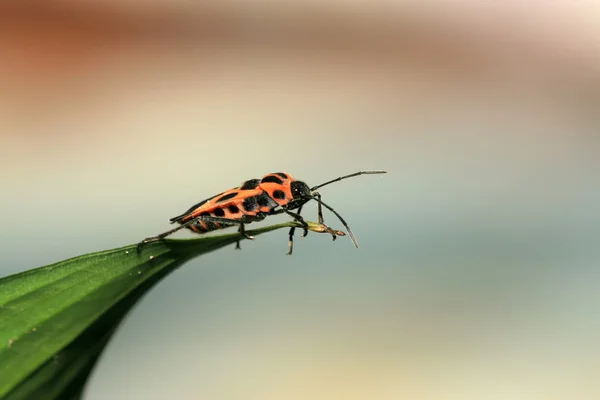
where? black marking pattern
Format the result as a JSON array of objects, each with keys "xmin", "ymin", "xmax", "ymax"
[
  {"xmin": 171, "ymin": 172, "xmax": 293, "ymax": 235},
  {"xmin": 261, "ymin": 175, "xmax": 284, "ymax": 185},
  {"xmin": 216, "ymin": 192, "xmax": 238, "ymax": 203},
  {"xmin": 242, "ymin": 196, "xmax": 258, "ymax": 212},
  {"xmin": 272, "ymin": 189, "xmax": 286, "ymax": 200},
  {"xmin": 257, "ymin": 192, "xmax": 272, "ymax": 207},
  {"xmin": 240, "ymin": 179, "xmax": 260, "ymax": 190}
]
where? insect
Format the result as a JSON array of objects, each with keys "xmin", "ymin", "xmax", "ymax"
[{"xmin": 138, "ymin": 170, "xmax": 386, "ymax": 254}]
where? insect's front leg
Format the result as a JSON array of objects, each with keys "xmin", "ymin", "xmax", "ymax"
[
  {"xmin": 312, "ymin": 192, "xmax": 337, "ymax": 242},
  {"xmin": 313, "ymin": 192, "xmax": 324, "ymax": 224}
]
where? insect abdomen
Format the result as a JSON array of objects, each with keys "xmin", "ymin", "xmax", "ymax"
[{"xmin": 172, "ymin": 179, "xmax": 279, "ymax": 234}]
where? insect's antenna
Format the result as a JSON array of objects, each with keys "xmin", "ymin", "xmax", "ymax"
[
  {"xmin": 310, "ymin": 196, "xmax": 359, "ymax": 249},
  {"xmin": 310, "ymin": 170, "xmax": 387, "ymax": 191}
]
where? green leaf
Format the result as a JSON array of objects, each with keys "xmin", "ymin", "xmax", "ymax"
[{"xmin": 0, "ymin": 221, "xmax": 337, "ymax": 400}]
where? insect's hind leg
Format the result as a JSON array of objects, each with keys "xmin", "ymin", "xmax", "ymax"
[
  {"xmin": 137, "ymin": 217, "xmax": 202, "ymax": 251},
  {"xmin": 138, "ymin": 215, "xmax": 244, "ymax": 252}
]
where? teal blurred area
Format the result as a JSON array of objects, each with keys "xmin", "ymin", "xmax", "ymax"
[{"xmin": 1, "ymin": 2, "xmax": 599, "ymax": 399}]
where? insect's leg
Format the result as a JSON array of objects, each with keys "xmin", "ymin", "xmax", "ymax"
[
  {"xmin": 313, "ymin": 192, "xmax": 324, "ymax": 224},
  {"xmin": 266, "ymin": 208, "xmax": 303, "ymax": 254},
  {"xmin": 238, "ymin": 222, "xmax": 254, "ymax": 240},
  {"xmin": 235, "ymin": 223, "xmax": 255, "ymax": 250},
  {"xmin": 283, "ymin": 210, "xmax": 309, "ymax": 237},
  {"xmin": 138, "ymin": 215, "xmax": 244, "ymax": 251},
  {"xmin": 286, "ymin": 205, "xmax": 303, "ymax": 255},
  {"xmin": 194, "ymin": 216, "xmax": 255, "ymax": 249},
  {"xmin": 312, "ymin": 192, "xmax": 337, "ymax": 241},
  {"xmin": 137, "ymin": 217, "xmax": 202, "ymax": 251}
]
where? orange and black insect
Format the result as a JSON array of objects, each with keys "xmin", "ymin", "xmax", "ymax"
[{"xmin": 138, "ymin": 170, "xmax": 386, "ymax": 254}]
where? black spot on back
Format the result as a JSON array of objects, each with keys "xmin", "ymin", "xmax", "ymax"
[
  {"xmin": 216, "ymin": 192, "xmax": 238, "ymax": 203},
  {"xmin": 213, "ymin": 208, "xmax": 225, "ymax": 217},
  {"xmin": 242, "ymin": 196, "xmax": 258, "ymax": 212},
  {"xmin": 275, "ymin": 172, "xmax": 288, "ymax": 179},
  {"xmin": 261, "ymin": 175, "xmax": 284, "ymax": 185},
  {"xmin": 257, "ymin": 192, "xmax": 272, "ymax": 207},
  {"xmin": 240, "ymin": 179, "xmax": 260, "ymax": 190},
  {"xmin": 228, "ymin": 204, "xmax": 240, "ymax": 214},
  {"xmin": 272, "ymin": 189, "xmax": 286, "ymax": 200}
]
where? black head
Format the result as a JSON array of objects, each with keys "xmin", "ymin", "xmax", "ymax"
[{"xmin": 290, "ymin": 180, "xmax": 311, "ymax": 199}]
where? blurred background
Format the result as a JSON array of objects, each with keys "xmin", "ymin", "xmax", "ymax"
[{"xmin": 1, "ymin": 1, "xmax": 599, "ymax": 399}]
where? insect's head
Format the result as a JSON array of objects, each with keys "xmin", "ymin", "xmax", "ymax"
[{"xmin": 290, "ymin": 180, "xmax": 312, "ymax": 200}]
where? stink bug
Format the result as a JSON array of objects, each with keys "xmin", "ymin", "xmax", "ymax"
[{"xmin": 138, "ymin": 170, "xmax": 386, "ymax": 254}]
